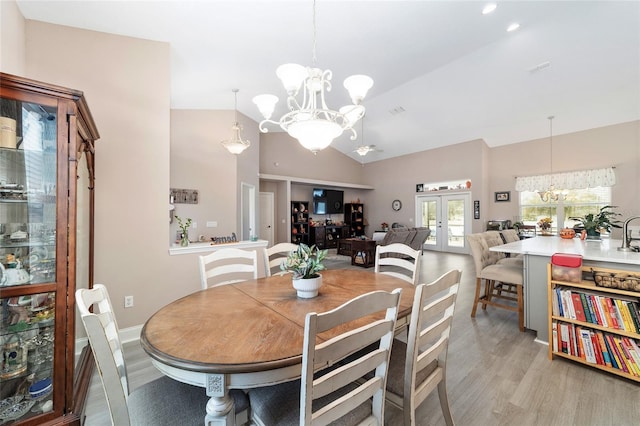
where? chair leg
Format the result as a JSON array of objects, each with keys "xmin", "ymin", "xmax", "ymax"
[
  {"xmin": 482, "ymin": 279, "xmax": 493, "ymax": 310},
  {"xmin": 517, "ymin": 284, "xmax": 524, "ymax": 332},
  {"xmin": 437, "ymin": 378, "xmax": 454, "ymax": 426},
  {"xmin": 471, "ymin": 277, "xmax": 482, "ymax": 317}
]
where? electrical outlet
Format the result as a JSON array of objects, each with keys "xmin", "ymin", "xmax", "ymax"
[
  {"xmin": 124, "ymin": 295, "xmax": 134, "ymax": 308},
  {"xmin": 206, "ymin": 221, "xmax": 218, "ymax": 228},
  {"xmin": 191, "ymin": 221, "xmax": 197, "ymax": 229}
]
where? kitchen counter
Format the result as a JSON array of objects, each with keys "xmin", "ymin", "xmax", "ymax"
[
  {"xmin": 490, "ymin": 236, "xmax": 640, "ymax": 343},
  {"xmin": 168, "ymin": 239, "xmax": 268, "ymax": 256},
  {"xmin": 490, "ymin": 237, "xmax": 640, "ymax": 265}
]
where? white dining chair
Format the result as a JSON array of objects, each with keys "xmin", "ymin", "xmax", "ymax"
[
  {"xmin": 384, "ymin": 269, "xmax": 462, "ymax": 426},
  {"xmin": 248, "ymin": 288, "xmax": 403, "ymax": 425},
  {"xmin": 374, "ymin": 243, "xmax": 422, "ymax": 285},
  {"xmin": 75, "ymin": 284, "xmax": 250, "ymax": 425},
  {"xmin": 262, "ymin": 242, "xmax": 298, "ymax": 277},
  {"xmin": 198, "ymin": 247, "xmax": 258, "ymax": 289}
]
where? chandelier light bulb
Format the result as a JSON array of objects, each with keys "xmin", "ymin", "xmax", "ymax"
[
  {"xmin": 344, "ymin": 75, "xmax": 374, "ymax": 105},
  {"xmin": 252, "ymin": 94, "xmax": 279, "ymax": 120},
  {"xmin": 276, "ymin": 63, "xmax": 308, "ymax": 95}
]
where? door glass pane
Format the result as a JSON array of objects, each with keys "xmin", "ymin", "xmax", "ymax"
[
  {"xmin": 1, "ymin": 101, "xmax": 57, "ymax": 285},
  {"xmin": 421, "ymin": 200, "xmax": 438, "ymax": 246},
  {"xmin": 446, "ymin": 199, "xmax": 465, "ymax": 247}
]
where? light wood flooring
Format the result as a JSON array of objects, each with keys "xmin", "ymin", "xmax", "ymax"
[{"xmin": 83, "ymin": 250, "xmax": 640, "ymax": 425}]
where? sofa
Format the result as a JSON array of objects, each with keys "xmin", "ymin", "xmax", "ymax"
[{"xmin": 376, "ymin": 226, "xmax": 431, "ymax": 253}]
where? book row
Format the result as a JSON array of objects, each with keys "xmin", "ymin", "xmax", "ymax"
[
  {"xmin": 552, "ymin": 286, "xmax": 640, "ymax": 334},
  {"xmin": 552, "ymin": 321, "xmax": 640, "ymax": 377}
]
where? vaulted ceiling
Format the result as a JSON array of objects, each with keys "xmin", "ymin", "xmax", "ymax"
[{"xmin": 17, "ymin": 1, "xmax": 640, "ymax": 162}]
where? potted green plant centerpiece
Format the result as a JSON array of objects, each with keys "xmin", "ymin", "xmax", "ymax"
[
  {"xmin": 281, "ymin": 243, "xmax": 328, "ymax": 298},
  {"xmin": 569, "ymin": 205, "xmax": 622, "ymax": 240}
]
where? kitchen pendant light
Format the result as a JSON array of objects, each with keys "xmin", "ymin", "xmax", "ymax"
[
  {"xmin": 252, "ymin": 0, "xmax": 373, "ymax": 154},
  {"xmin": 538, "ymin": 115, "xmax": 560, "ymax": 202},
  {"xmin": 221, "ymin": 89, "xmax": 250, "ymax": 155}
]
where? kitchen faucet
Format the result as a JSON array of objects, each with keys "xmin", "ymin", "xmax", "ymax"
[{"xmin": 618, "ymin": 216, "xmax": 640, "ymax": 252}]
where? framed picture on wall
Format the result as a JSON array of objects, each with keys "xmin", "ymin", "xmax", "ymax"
[
  {"xmin": 416, "ymin": 183, "xmax": 424, "ymax": 192},
  {"xmin": 495, "ymin": 191, "xmax": 510, "ymax": 202}
]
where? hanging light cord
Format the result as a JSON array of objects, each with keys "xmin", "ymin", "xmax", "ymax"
[
  {"xmin": 549, "ymin": 115, "xmax": 554, "ymax": 174},
  {"xmin": 312, "ymin": 0, "xmax": 317, "ymax": 66},
  {"xmin": 233, "ymin": 89, "xmax": 239, "ymax": 123}
]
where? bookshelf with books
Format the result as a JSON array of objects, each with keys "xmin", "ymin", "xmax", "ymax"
[{"xmin": 548, "ymin": 264, "xmax": 640, "ymax": 382}]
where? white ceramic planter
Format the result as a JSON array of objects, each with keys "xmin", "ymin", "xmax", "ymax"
[{"xmin": 292, "ymin": 275, "xmax": 323, "ymax": 298}]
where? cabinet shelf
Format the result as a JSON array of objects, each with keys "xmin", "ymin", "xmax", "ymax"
[
  {"xmin": 548, "ymin": 264, "xmax": 640, "ymax": 383},
  {"xmin": 291, "ymin": 201, "xmax": 310, "ymax": 245},
  {"xmin": 344, "ymin": 203, "xmax": 365, "ymax": 237}
]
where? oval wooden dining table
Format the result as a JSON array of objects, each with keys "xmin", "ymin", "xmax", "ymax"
[{"xmin": 140, "ymin": 269, "xmax": 416, "ymax": 425}]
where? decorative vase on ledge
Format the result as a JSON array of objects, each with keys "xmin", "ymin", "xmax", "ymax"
[
  {"xmin": 180, "ymin": 232, "xmax": 189, "ymax": 247},
  {"xmin": 292, "ymin": 275, "xmax": 323, "ymax": 298}
]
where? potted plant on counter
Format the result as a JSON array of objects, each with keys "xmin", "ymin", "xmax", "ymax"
[
  {"xmin": 569, "ymin": 205, "xmax": 622, "ymax": 240},
  {"xmin": 175, "ymin": 215, "xmax": 192, "ymax": 247},
  {"xmin": 280, "ymin": 243, "xmax": 328, "ymax": 298}
]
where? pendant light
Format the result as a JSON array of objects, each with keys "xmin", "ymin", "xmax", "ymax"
[{"xmin": 221, "ymin": 89, "xmax": 250, "ymax": 155}]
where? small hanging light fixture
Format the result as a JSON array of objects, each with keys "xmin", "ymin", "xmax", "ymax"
[
  {"xmin": 221, "ymin": 89, "xmax": 250, "ymax": 155},
  {"xmin": 538, "ymin": 115, "xmax": 560, "ymax": 202}
]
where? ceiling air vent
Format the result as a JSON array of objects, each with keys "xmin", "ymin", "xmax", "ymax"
[{"xmin": 389, "ymin": 106, "xmax": 406, "ymax": 115}]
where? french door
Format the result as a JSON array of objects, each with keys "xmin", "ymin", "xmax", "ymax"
[{"xmin": 416, "ymin": 193, "xmax": 471, "ymax": 253}]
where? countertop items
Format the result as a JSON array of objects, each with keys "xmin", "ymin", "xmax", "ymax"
[{"xmin": 490, "ymin": 237, "xmax": 640, "ymax": 266}]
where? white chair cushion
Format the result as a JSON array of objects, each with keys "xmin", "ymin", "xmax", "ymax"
[{"xmin": 479, "ymin": 264, "xmax": 523, "ymax": 285}]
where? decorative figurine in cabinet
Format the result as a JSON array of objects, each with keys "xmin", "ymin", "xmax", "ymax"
[{"xmin": 0, "ymin": 73, "xmax": 99, "ymax": 424}]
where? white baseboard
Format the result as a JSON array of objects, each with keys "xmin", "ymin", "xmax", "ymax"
[{"xmin": 75, "ymin": 324, "xmax": 143, "ymax": 360}]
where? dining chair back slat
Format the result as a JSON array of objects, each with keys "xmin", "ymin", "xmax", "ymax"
[
  {"xmin": 263, "ymin": 242, "xmax": 298, "ymax": 277},
  {"xmin": 374, "ymin": 243, "xmax": 422, "ymax": 285},
  {"xmin": 199, "ymin": 247, "xmax": 258, "ymax": 289}
]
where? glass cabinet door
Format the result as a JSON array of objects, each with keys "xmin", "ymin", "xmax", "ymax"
[
  {"xmin": 1, "ymin": 100, "xmax": 57, "ymax": 286},
  {"xmin": 0, "ymin": 98, "xmax": 58, "ymax": 421}
]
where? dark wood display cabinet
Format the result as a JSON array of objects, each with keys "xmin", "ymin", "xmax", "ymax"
[
  {"xmin": 291, "ymin": 201, "xmax": 310, "ymax": 245},
  {"xmin": 310, "ymin": 225, "xmax": 349, "ymax": 249},
  {"xmin": 344, "ymin": 203, "xmax": 365, "ymax": 237},
  {"xmin": 0, "ymin": 73, "xmax": 99, "ymax": 425}
]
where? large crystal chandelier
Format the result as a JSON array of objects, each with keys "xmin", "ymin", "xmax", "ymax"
[
  {"xmin": 538, "ymin": 115, "xmax": 560, "ymax": 202},
  {"xmin": 252, "ymin": 0, "xmax": 373, "ymax": 154},
  {"xmin": 221, "ymin": 89, "xmax": 250, "ymax": 155}
]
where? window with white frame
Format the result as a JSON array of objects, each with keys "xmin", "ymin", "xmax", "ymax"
[{"xmin": 519, "ymin": 187, "xmax": 612, "ymax": 233}]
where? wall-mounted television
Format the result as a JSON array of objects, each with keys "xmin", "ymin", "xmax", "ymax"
[{"xmin": 312, "ymin": 188, "xmax": 344, "ymax": 215}]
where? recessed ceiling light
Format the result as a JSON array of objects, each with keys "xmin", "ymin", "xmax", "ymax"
[
  {"xmin": 507, "ymin": 23, "xmax": 520, "ymax": 32},
  {"xmin": 482, "ymin": 3, "xmax": 497, "ymax": 15}
]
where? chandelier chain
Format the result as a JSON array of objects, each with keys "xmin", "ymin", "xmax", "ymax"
[{"xmin": 312, "ymin": 0, "xmax": 317, "ymax": 66}]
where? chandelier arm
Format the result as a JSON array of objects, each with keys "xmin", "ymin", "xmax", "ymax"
[
  {"xmin": 318, "ymin": 70, "xmax": 333, "ymax": 111},
  {"xmin": 286, "ymin": 95, "xmax": 302, "ymax": 112},
  {"xmin": 348, "ymin": 127, "xmax": 358, "ymax": 141}
]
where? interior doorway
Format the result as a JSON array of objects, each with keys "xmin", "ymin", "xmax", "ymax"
[
  {"xmin": 259, "ymin": 192, "xmax": 274, "ymax": 247},
  {"xmin": 416, "ymin": 193, "xmax": 471, "ymax": 254},
  {"xmin": 241, "ymin": 182, "xmax": 255, "ymax": 241}
]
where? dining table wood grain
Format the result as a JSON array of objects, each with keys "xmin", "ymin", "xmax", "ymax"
[{"xmin": 140, "ymin": 269, "xmax": 415, "ymax": 425}]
